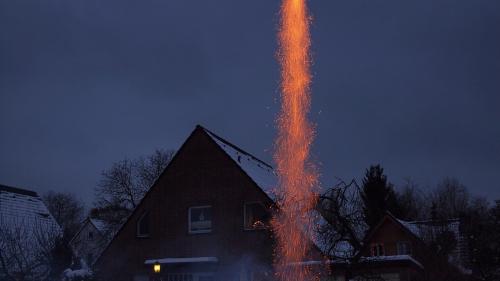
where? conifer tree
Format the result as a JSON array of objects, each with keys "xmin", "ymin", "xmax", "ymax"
[{"xmin": 360, "ymin": 164, "xmax": 401, "ymax": 228}]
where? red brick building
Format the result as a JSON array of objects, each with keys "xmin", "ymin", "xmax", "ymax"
[
  {"xmin": 94, "ymin": 125, "xmax": 469, "ymax": 281},
  {"xmin": 95, "ymin": 126, "xmax": 278, "ymax": 281},
  {"xmin": 351, "ymin": 213, "xmax": 469, "ymax": 281}
]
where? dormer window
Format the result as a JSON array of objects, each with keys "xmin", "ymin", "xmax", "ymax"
[
  {"xmin": 189, "ymin": 206, "xmax": 212, "ymax": 234},
  {"xmin": 88, "ymin": 231, "xmax": 94, "ymax": 240},
  {"xmin": 370, "ymin": 243, "xmax": 385, "ymax": 256},
  {"xmin": 137, "ymin": 211, "xmax": 150, "ymax": 238},
  {"xmin": 244, "ymin": 202, "xmax": 269, "ymax": 230},
  {"xmin": 397, "ymin": 241, "xmax": 412, "ymax": 255}
]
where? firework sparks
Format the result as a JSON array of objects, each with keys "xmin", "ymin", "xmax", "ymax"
[{"xmin": 272, "ymin": 0, "xmax": 318, "ymax": 280}]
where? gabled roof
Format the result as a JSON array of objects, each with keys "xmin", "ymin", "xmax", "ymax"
[
  {"xmin": 396, "ymin": 217, "xmax": 467, "ymax": 269},
  {"xmin": 95, "ymin": 125, "xmax": 333, "ymax": 269},
  {"xmin": 0, "ymin": 184, "xmax": 60, "ymax": 233},
  {"xmin": 95, "ymin": 125, "xmax": 279, "ymax": 266},
  {"xmin": 201, "ymin": 126, "xmax": 277, "ymax": 200},
  {"xmin": 396, "ymin": 218, "xmax": 460, "ymax": 242},
  {"xmin": 361, "ymin": 212, "xmax": 425, "ymax": 254},
  {"xmin": 69, "ymin": 217, "xmax": 107, "ymax": 246}
]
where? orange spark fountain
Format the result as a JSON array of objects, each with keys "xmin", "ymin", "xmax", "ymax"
[{"xmin": 272, "ymin": 0, "xmax": 318, "ymax": 280}]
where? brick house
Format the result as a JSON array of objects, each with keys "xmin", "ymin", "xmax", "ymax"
[
  {"xmin": 94, "ymin": 125, "xmax": 470, "ymax": 281},
  {"xmin": 351, "ymin": 212, "xmax": 469, "ymax": 281},
  {"xmin": 95, "ymin": 125, "xmax": 278, "ymax": 281}
]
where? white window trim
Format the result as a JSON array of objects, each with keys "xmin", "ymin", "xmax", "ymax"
[
  {"xmin": 188, "ymin": 205, "xmax": 212, "ymax": 234},
  {"xmin": 243, "ymin": 201, "xmax": 267, "ymax": 231},
  {"xmin": 136, "ymin": 211, "xmax": 150, "ymax": 238}
]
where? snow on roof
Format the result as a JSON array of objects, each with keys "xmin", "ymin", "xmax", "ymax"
[
  {"xmin": 360, "ymin": 255, "xmax": 424, "ymax": 269},
  {"xmin": 203, "ymin": 127, "xmax": 336, "ymax": 257},
  {"xmin": 0, "ymin": 184, "xmax": 61, "ymax": 234},
  {"xmin": 90, "ymin": 218, "xmax": 107, "ymax": 233},
  {"xmin": 396, "ymin": 218, "xmax": 460, "ymax": 241},
  {"xmin": 202, "ymin": 127, "xmax": 278, "ymax": 200},
  {"xmin": 144, "ymin": 257, "xmax": 218, "ymax": 265},
  {"xmin": 63, "ymin": 268, "xmax": 93, "ymax": 279},
  {"xmin": 396, "ymin": 217, "xmax": 468, "ymax": 269}
]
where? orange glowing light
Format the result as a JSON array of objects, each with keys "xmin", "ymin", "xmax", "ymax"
[{"xmin": 272, "ymin": 0, "xmax": 318, "ymax": 280}]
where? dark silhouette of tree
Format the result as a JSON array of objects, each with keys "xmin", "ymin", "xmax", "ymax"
[
  {"xmin": 92, "ymin": 149, "xmax": 175, "ymax": 235},
  {"xmin": 43, "ymin": 191, "xmax": 85, "ymax": 238},
  {"xmin": 396, "ymin": 178, "xmax": 427, "ymax": 220},
  {"xmin": 462, "ymin": 199, "xmax": 500, "ymax": 281},
  {"xmin": 360, "ymin": 165, "xmax": 401, "ymax": 228},
  {"xmin": 0, "ymin": 217, "xmax": 61, "ymax": 281},
  {"xmin": 318, "ymin": 179, "xmax": 366, "ymax": 261},
  {"xmin": 430, "ymin": 178, "xmax": 470, "ymax": 220},
  {"xmin": 47, "ymin": 234, "xmax": 73, "ymax": 281}
]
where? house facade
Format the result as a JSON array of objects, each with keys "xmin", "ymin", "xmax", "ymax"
[
  {"xmin": 69, "ymin": 217, "xmax": 108, "ymax": 266},
  {"xmin": 352, "ymin": 213, "xmax": 469, "ymax": 281},
  {"xmin": 95, "ymin": 126, "xmax": 278, "ymax": 281},
  {"xmin": 94, "ymin": 125, "xmax": 469, "ymax": 281}
]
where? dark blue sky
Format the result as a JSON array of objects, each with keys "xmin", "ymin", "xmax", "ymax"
[{"xmin": 1, "ymin": 0, "xmax": 499, "ymax": 205}]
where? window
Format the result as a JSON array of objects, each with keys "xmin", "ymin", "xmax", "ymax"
[
  {"xmin": 167, "ymin": 274, "xmax": 193, "ymax": 281},
  {"xmin": 189, "ymin": 206, "xmax": 212, "ymax": 233},
  {"xmin": 137, "ymin": 211, "xmax": 150, "ymax": 237},
  {"xmin": 397, "ymin": 241, "xmax": 412, "ymax": 255},
  {"xmin": 370, "ymin": 243, "xmax": 385, "ymax": 256},
  {"xmin": 167, "ymin": 273, "xmax": 213, "ymax": 281},
  {"xmin": 88, "ymin": 231, "xmax": 94, "ymax": 240},
  {"xmin": 244, "ymin": 202, "xmax": 270, "ymax": 230}
]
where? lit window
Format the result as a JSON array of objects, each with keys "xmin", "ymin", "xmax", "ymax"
[
  {"xmin": 137, "ymin": 211, "xmax": 150, "ymax": 237},
  {"xmin": 244, "ymin": 202, "xmax": 270, "ymax": 230},
  {"xmin": 370, "ymin": 243, "xmax": 385, "ymax": 256},
  {"xmin": 189, "ymin": 206, "xmax": 212, "ymax": 233},
  {"xmin": 397, "ymin": 241, "xmax": 412, "ymax": 255}
]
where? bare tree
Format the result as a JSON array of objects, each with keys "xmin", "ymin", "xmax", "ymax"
[
  {"xmin": 0, "ymin": 217, "xmax": 60, "ymax": 281},
  {"xmin": 93, "ymin": 149, "xmax": 175, "ymax": 235},
  {"xmin": 396, "ymin": 178, "xmax": 428, "ymax": 220},
  {"xmin": 431, "ymin": 178, "xmax": 470, "ymax": 220},
  {"xmin": 43, "ymin": 191, "xmax": 85, "ymax": 237},
  {"xmin": 317, "ymin": 179, "xmax": 366, "ymax": 262}
]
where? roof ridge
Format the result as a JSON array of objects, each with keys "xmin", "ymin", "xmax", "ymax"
[
  {"xmin": 0, "ymin": 184, "xmax": 39, "ymax": 197},
  {"xmin": 198, "ymin": 125, "xmax": 274, "ymax": 170}
]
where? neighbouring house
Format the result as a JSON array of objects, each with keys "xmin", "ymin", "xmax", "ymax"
[
  {"xmin": 351, "ymin": 212, "xmax": 469, "ymax": 281},
  {"xmin": 95, "ymin": 125, "xmax": 284, "ymax": 281},
  {"xmin": 69, "ymin": 217, "xmax": 109, "ymax": 266},
  {"xmin": 0, "ymin": 184, "xmax": 62, "ymax": 280}
]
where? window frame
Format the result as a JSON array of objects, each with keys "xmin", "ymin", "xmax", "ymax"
[
  {"xmin": 243, "ymin": 201, "xmax": 268, "ymax": 231},
  {"xmin": 136, "ymin": 211, "xmax": 150, "ymax": 238},
  {"xmin": 370, "ymin": 243, "xmax": 385, "ymax": 256},
  {"xmin": 188, "ymin": 205, "xmax": 213, "ymax": 234},
  {"xmin": 166, "ymin": 272, "xmax": 214, "ymax": 281},
  {"xmin": 396, "ymin": 241, "xmax": 412, "ymax": 255}
]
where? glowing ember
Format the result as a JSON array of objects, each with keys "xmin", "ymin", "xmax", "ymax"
[{"xmin": 272, "ymin": 0, "xmax": 318, "ymax": 280}]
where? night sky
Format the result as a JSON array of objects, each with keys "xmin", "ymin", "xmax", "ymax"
[{"xmin": 1, "ymin": 0, "xmax": 499, "ymax": 205}]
